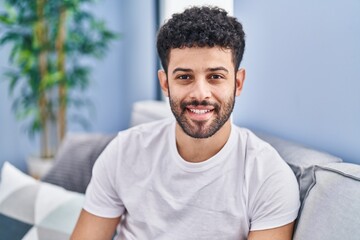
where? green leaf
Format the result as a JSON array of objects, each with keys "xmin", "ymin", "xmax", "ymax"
[
  {"xmin": 42, "ymin": 71, "xmax": 64, "ymax": 89},
  {"xmin": 4, "ymin": 70, "xmax": 21, "ymax": 95},
  {"xmin": 0, "ymin": 4, "xmax": 17, "ymax": 25},
  {"xmin": 67, "ymin": 65, "xmax": 90, "ymax": 89},
  {"xmin": 28, "ymin": 117, "xmax": 42, "ymax": 138}
]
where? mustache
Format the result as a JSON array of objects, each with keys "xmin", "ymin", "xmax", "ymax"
[{"xmin": 180, "ymin": 100, "xmax": 219, "ymax": 111}]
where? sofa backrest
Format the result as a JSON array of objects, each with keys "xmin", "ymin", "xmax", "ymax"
[{"xmin": 130, "ymin": 100, "xmax": 172, "ymax": 127}]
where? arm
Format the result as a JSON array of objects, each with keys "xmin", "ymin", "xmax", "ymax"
[
  {"xmin": 248, "ymin": 222, "xmax": 295, "ymax": 240},
  {"xmin": 71, "ymin": 209, "xmax": 120, "ymax": 240}
]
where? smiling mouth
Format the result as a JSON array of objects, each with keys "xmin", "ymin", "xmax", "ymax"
[
  {"xmin": 189, "ymin": 109, "xmax": 213, "ymax": 114},
  {"xmin": 185, "ymin": 107, "xmax": 215, "ymax": 121}
]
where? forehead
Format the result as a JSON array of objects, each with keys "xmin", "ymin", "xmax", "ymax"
[{"xmin": 168, "ymin": 47, "xmax": 234, "ymax": 71}]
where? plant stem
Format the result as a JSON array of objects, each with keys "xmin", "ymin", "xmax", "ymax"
[
  {"xmin": 35, "ymin": 0, "xmax": 51, "ymax": 158},
  {"xmin": 56, "ymin": 6, "xmax": 67, "ymax": 143}
]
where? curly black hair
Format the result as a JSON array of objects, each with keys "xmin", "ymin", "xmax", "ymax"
[{"xmin": 157, "ymin": 6, "xmax": 245, "ymax": 72}]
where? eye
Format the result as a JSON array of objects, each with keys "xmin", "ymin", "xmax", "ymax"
[
  {"xmin": 209, "ymin": 74, "xmax": 224, "ymax": 80},
  {"xmin": 177, "ymin": 75, "xmax": 191, "ymax": 80},
  {"xmin": 211, "ymin": 75, "xmax": 221, "ymax": 79}
]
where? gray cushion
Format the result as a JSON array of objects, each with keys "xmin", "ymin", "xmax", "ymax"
[
  {"xmin": 41, "ymin": 133, "xmax": 115, "ymax": 193},
  {"xmin": 255, "ymin": 132, "xmax": 342, "ymax": 203},
  {"xmin": 293, "ymin": 163, "xmax": 360, "ymax": 240}
]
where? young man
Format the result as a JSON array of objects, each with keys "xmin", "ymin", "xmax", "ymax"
[{"xmin": 71, "ymin": 6, "xmax": 300, "ymax": 240}]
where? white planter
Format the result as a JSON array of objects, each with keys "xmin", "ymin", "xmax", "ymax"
[{"xmin": 26, "ymin": 156, "xmax": 54, "ymax": 179}]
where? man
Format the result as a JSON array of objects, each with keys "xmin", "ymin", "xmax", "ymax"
[{"xmin": 71, "ymin": 6, "xmax": 300, "ymax": 240}]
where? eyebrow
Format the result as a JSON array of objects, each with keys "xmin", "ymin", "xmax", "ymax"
[
  {"xmin": 172, "ymin": 67, "xmax": 229, "ymax": 74},
  {"xmin": 172, "ymin": 68, "xmax": 192, "ymax": 74},
  {"xmin": 207, "ymin": 67, "xmax": 229, "ymax": 73}
]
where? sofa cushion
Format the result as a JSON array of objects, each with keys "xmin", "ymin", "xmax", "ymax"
[
  {"xmin": 0, "ymin": 162, "xmax": 84, "ymax": 240},
  {"xmin": 42, "ymin": 133, "xmax": 115, "ymax": 193},
  {"xmin": 255, "ymin": 132, "xmax": 342, "ymax": 203},
  {"xmin": 130, "ymin": 100, "xmax": 172, "ymax": 127},
  {"xmin": 293, "ymin": 163, "xmax": 360, "ymax": 240}
]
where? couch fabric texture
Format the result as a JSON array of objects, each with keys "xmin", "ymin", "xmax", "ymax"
[
  {"xmin": 0, "ymin": 162, "xmax": 84, "ymax": 240},
  {"xmin": 41, "ymin": 133, "xmax": 115, "ymax": 193}
]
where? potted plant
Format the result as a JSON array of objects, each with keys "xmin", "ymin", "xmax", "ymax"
[{"xmin": 0, "ymin": 0, "xmax": 118, "ymax": 177}]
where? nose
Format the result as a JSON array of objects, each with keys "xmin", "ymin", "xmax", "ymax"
[{"xmin": 189, "ymin": 78, "xmax": 212, "ymax": 101}]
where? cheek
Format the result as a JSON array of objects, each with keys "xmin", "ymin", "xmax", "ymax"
[
  {"xmin": 212, "ymin": 85, "xmax": 235, "ymax": 99},
  {"xmin": 168, "ymin": 85, "xmax": 190, "ymax": 99}
]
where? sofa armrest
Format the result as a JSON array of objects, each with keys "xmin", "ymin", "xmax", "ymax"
[{"xmin": 294, "ymin": 162, "xmax": 360, "ymax": 240}]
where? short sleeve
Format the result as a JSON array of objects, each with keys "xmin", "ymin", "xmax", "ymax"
[
  {"xmin": 248, "ymin": 148, "xmax": 300, "ymax": 231},
  {"xmin": 83, "ymin": 136, "xmax": 125, "ymax": 218}
]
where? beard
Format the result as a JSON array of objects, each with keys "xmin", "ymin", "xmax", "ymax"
[{"xmin": 169, "ymin": 94, "xmax": 235, "ymax": 139}]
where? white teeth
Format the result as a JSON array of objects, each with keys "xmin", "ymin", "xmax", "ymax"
[{"xmin": 190, "ymin": 109, "xmax": 211, "ymax": 114}]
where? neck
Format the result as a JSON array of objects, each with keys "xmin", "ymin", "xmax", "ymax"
[{"xmin": 175, "ymin": 120, "xmax": 232, "ymax": 163}]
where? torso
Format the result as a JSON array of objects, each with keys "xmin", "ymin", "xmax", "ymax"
[{"xmin": 85, "ymin": 118, "xmax": 299, "ymax": 240}]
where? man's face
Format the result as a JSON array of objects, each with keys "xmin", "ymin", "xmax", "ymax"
[{"xmin": 158, "ymin": 47, "xmax": 245, "ymax": 139}]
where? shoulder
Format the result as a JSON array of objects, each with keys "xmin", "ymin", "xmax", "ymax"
[
  {"xmin": 232, "ymin": 126, "xmax": 279, "ymax": 162},
  {"xmin": 102, "ymin": 118, "xmax": 175, "ymax": 167},
  {"xmin": 233, "ymin": 127, "xmax": 300, "ymax": 230},
  {"xmin": 94, "ymin": 118, "xmax": 174, "ymax": 170},
  {"xmin": 233, "ymin": 125, "xmax": 299, "ymax": 202},
  {"xmin": 238, "ymin": 127, "xmax": 296, "ymax": 184}
]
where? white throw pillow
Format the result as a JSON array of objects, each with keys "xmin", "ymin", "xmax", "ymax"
[{"xmin": 0, "ymin": 162, "xmax": 84, "ymax": 240}]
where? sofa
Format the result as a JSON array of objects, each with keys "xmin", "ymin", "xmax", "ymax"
[{"xmin": 0, "ymin": 100, "xmax": 359, "ymax": 239}]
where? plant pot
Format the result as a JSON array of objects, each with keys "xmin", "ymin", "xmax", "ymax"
[{"xmin": 26, "ymin": 156, "xmax": 54, "ymax": 179}]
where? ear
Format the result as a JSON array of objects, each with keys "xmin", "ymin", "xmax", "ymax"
[
  {"xmin": 235, "ymin": 68, "xmax": 246, "ymax": 96},
  {"xmin": 158, "ymin": 70, "xmax": 169, "ymax": 97}
]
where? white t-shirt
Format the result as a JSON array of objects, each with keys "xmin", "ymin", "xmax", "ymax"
[{"xmin": 84, "ymin": 118, "xmax": 300, "ymax": 240}]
